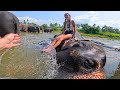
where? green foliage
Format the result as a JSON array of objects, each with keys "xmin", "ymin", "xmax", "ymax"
[
  {"xmin": 77, "ymin": 23, "xmax": 120, "ymax": 39},
  {"xmin": 23, "ymin": 20, "xmax": 26, "ymax": 25},
  {"xmin": 41, "ymin": 24, "xmax": 48, "ymax": 29},
  {"xmin": 76, "ymin": 24, "xmax": 80, "ymax": 28},
  {"xmin": 80, "ymin": 23, "xmax": 120, "ymax": 34},
  {"xmin": 80, "ymin": 23, "xmax": 100, "ymax": 34},
  {"xmin": 54, "ymin": 28, "xmax": 62, "ymax": 32}
]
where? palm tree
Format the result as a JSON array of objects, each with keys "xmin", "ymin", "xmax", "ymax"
[{"xmin": 24, "ymin": 20, "xmax": 26, "ymax": 25}]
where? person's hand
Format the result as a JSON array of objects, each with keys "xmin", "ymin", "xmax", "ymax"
[{"xmin": 0, "ymin": 33, "xmax": 21, "ymax": 49}]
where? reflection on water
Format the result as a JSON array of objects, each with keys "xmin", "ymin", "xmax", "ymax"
[{"xmin": 0, "ymin": 32, "xmax": 120, "ymax": 79}]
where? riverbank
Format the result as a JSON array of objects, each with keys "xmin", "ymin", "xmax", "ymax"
[
  {"xmin": 80, "ymin": 32, "xmax": 120, "ymax": 40},
  {"xmin": 53, "ymin": 28, "xmax": 120, "ymax": 40}
]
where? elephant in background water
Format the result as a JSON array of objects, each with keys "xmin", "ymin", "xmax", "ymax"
[
  {"xmin": 19, "ymin": 23, "xmax": 28, "ymax": 32},
  {"xmin": 27, "ymin": 26, "xmax": 40, "ymax": 33}
]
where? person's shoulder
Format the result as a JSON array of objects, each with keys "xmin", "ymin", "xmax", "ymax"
[
  {"xmin": 71, "ymin": 20, "xmax": 75, "ymax": 23},
  {"xmin": 71, "ymin": 20, "xmax": 75, "ymax": 26}
]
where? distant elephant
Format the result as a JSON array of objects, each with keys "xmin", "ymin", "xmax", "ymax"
[
  {"xmin": 44, "ymin": 29, "xmax": 49, "ymax": 33},
  {"xmin": 53, "ymin": 35, "xmax": 106, "ymax": 74},
  {"xmin": 44, "ymin": 28, "xmax": 54, "ymax": 33},
  {"xmin": 19, "ymin": 24, "xmax": 28, "ymax": 32},
  {"xmin": 39, "ymin": 27, "xmax": 44, "ymax": 33},
  {"xmin": 27, "ymin": 26, "xmax": 39, "ymax": 33},
  {"xmin": 0, "ymin": 11, "xmax": 20, "ymax": 37}
]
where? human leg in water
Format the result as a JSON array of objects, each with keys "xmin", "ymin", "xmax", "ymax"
[
  {"xmin": 42, "ymin": 34, "xmax": 64, "ymax": 52},
  {"xmin": 42, "ymin": 34, "xmax": 72, "ymax": 53}
]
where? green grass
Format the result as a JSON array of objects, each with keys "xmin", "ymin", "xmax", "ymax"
[
  {"xmin": 53, "ymin": 28, "xmax": 120, "ymax": 40},
  {"xmin": 80, "ymin": 32, "xmax": 120, "ymax": 40},
  {"xmin": 53, "ymin": 28, "xmax": 62, "ymax": 33}
]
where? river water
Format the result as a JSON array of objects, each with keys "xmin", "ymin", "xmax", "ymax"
[{"xmin": 0, "ymin": 32, "xmax": 120, "ymax": 79}]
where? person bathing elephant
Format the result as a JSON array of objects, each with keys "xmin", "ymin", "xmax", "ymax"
[
  {"xmin": 40, "ymin": 34, "xmax": 106, "ymax": 78},
  {"xmin": 41, "ymin": 12, "xmax": 106, "ymax": 75},
  {"xmin": 42, "ymin": 13, "xmax": 77, "ymax": 52}
]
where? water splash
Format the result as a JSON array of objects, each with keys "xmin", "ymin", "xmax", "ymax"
[{"xmin": 38, "ymin": 39, "xmax": 59, "ymax": 79}]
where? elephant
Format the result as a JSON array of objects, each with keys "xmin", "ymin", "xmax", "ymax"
[
  {"xmin": 44, "ymin": 29, "xmax": 49, "ymax": 33},
  {"xmin": 19, "ymin": 23, "xmax": 28, "ymax": 32},
  {"xmin": 39, "ymin": 27, "xmax": 44, "ymax": 33},
  {"xmin": 53, "ymin": 35, "xmax": 106, "ymax": 74},
  {"xmin": 27, "ymin": 26, "xmax": 40, "ymax": 33},
  {"xmin": 0, "ymin": 11, "xmax": 20, "ymax": 37},
  {"xmin": 44, "ymin": 28, "xmax": 54, "ymax": 33}
]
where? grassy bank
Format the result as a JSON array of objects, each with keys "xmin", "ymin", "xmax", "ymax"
[
  {"xmin": 53, "ymin": 28, "xmax": 62, "ymax": 33},
  {"xmin": 53, "ymin": 28, "xmax": 120, "ymax": 40},
  {"xmin": 80, "ymin": 32, "xmax": 120, "ymax": 40}
]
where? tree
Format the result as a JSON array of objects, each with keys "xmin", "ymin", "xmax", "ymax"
[
  {"xmin": 50, "ymin": 23, "xmax": 53, "ymax": 27},
  {"xmin": 55, "ymin": 23, "xmax": 58, "ymax": 27},
  {"xmin": 59, "ymin": 24, "xmax": 61, "ymax": 28},
  {"xmin": 24, "ymin": 20, "xmax": 26, "ymax": 25},
  {"xmin": 76, "ymin": 24, "xmax": 80, "ymax": 28},
  {"xmin": 27, "ymin": 19, "xmax": 29, "ymax": 25},
  {"xmin": 41, "ymin": 24, "xmax": 48, "ymax": 29}
]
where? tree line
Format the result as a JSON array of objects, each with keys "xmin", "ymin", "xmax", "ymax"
[
  {"xmin": 23, "ymin": 19, "xmax": 120, "ymax": 34},
  {"xmin": 77, "ymin": 23, "xmax": 120, "ymax": 34}
]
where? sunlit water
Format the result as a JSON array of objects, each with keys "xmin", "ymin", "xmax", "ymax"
[{"xmin": 0, "ymin": 32, "xmax": 120, "ymax": 79}]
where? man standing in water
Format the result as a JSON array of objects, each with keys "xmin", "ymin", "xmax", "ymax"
[{"xmin": 42, "ymin": 13, "xmax": 77, "ymax": 52}]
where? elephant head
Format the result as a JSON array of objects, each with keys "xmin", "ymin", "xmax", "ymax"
[{"xmin": 56, "ymin": 39, "xmax": 106, "ymax": 74}]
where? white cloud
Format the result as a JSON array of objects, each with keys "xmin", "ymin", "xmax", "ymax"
[
  {"xmin": 18, "ymin": 16, "xmax": 62, "ymax": 26},
  {"xmin": 17, "ymin": 12, "xmax": 120, "ymax": 29},
  {"xmin": 72, "ymin": 11, "xmax": 120, "ymax": 29},
  {"xmin": 18, "ymin": 16, "xmax": 38, "ymax": 23}
]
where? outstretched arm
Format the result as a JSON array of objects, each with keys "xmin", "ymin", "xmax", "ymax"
[{"xmin": 0, "ymin": 33, "xmax": 21, "ymax": 50}]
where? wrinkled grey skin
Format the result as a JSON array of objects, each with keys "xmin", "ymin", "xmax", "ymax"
[
  {"xmin": 0, "ymin": 11, "xmax": 20, "ymax": 37},
  {"xmin": 54, "ymin": 35, "xmax": 106, "ymax": 73}
]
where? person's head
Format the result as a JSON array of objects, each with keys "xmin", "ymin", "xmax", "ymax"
[{"xmin": 64, "ymin": 13, "xmax": 71, "ymax": 20}]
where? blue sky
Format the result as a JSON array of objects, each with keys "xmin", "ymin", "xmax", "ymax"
[{"xmin": 9, "ymin": 11, "xmax": 120, "ymax": 29}]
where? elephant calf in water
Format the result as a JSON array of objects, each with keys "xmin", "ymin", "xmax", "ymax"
[
  {"xmin": 55, "ymin": 39, "xmax": 106, "ymax": 74},
  {"xmin": 0, "ymin": 11, "xmax": 20, "ymax": 37}
]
